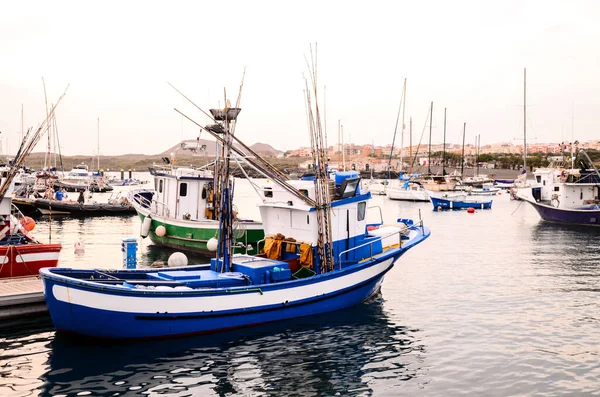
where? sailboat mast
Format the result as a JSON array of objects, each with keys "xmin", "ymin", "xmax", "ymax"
[
  {"xmin": 42, "ymin": 77, "xmax": 50, "ymax": 170},
  {"xmin": 388, "ymin": 81, "xmax": 405, "ymax": 179},
  {"xmin": 442, "ymin": 107, "xmax": 447, "ymax": 175},
  {"xmin": 400, "ymin": 78, "xmax": 407, "ymax": 171},
  {"xmin": 409, "ymin": 117, "xmax": 413, "ymax": 174},
  {"xmin": 324, "ymin": 85, "xmax": 327, "ymax": 153},
  {"xmin": 461, "ymin": 123, "xmax": 466, "ymax": 176},
  {"xmin": 523, "ymin": 67, "xmax": 527, "ymax": 171},
  {"xmin": 338, "ymin": 119, "xmax": 341, "ymax": 168},
  {"xmin": 341, "ymin": 124, "xmax": 345, "ymax": 171},
  {"xmin": 476, "ymin": 134, "xmax": 481, "ymax": 177},
  {"xmin": 97, "ymin": 117, "xmax": 100, "ymax": 172},
  {"xmin": 428, "ymin": 101, "xmax": 433, "ymax": 175}
]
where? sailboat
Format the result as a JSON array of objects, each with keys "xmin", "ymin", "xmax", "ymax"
[
  {"xmin": 386, "ymin": 99, "xmax": 430, "ymax": 202},
  {"xmin": 414, "ymin": 103, "xmax": 456, "ymax": 192},
  {"xmin": 0, "ymin": 91, "xmax": 68, "ymax": 278},
  {"xmin": 40, "ymin": 71, "xmax": 430, "ymax": 339},
  {"xmin": 510, "ymin": 68, "xmax": 530, "ymax": 199}
]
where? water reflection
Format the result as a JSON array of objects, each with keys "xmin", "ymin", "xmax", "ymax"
[{"xmin": 34, "ymin": 296, "xmax": 424, "ymax": 396}]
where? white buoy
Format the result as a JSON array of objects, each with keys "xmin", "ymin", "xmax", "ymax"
[
  {"xmin": 168, "ymin": 252, "xmax": 188, "ymax": 267},
  {"xmin": 155, "ymin": 225, "xmax": 166, "ymax": 237},
  {"xmin": 74, "ymin": 241, "xmax": 85, "ymax": 253},
  {"xmin": 207, "ymin": 237, "xmax": 218, "ymax": 252},
  {"xmin": 140, "ymin": 216, "xmax": 152, "ymax": 238}
]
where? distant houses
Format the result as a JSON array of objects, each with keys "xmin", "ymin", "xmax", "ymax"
[{"xmin": 286, "ymin": 140, "xmax": 600, "ymax": 171}]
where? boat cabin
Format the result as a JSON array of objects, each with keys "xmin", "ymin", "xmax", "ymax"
[
  {"xmin": 257, "ymin": 172, "xmax": 388, "ymax": 274},
  {"xmin": 150, "ymin": 166, "xmax": 214, "ymax": 221},
  {"xmin": 531, "ymin": 167, "xmax": 600, "ymax": 208}
]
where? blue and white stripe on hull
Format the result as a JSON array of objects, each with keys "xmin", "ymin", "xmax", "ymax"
[{"xmin": 42, "ymin": 254, "xmax": 400, "ymax": 339}]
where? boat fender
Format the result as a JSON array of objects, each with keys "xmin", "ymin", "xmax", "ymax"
[
  {"xmin": 140, "ymin": 215, "xmax": 152, "ymax": 238},
  {"xmin": 168, "ymin": 252, "xmax": 188, "ymax": 267},
  {"xmin": 155, "ymin": 225, "xmax": 166, "ymax": 237}
]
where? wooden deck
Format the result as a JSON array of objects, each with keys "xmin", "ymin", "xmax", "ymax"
[{"xmin": 0, "ymin": 276, "xmax": 47, "ymax": 320}]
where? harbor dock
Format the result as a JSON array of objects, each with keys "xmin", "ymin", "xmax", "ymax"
[{"xmin": 0, "ymin": 276, "xmax": 46, "ymax": 320}]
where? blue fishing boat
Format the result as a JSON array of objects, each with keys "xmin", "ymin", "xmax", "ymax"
[
  {"xmin": 516, "ymin": 148, "xmax": 600, "ymax": 226},
  {"xmin": 520, "ymin": 199, "xmax": 600, "ymax": 225},
  {"xmin": 430, "ymin": 194, "xmax": 493, "ymax": 211},
  {"xmin": 40, "ymin": 83, "xmax": 430, "ymax": 339}
]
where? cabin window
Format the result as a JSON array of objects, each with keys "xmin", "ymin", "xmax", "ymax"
[
  {"xmin": 307, "ymin": 215, "xmax": 310, "ymax": 224},
  {"xmin": 300, "ymin": 189, "xmax": 309, "ymax": 197},
  {"xmin": 554, "ymin": 186, "xmax": 559, "ymax": 192},
  {"xmin": 543, "ymin": 180, "xmax": 546, "ymax": 186},
  {"xmin": 264, "ymin": 187, "xmax": 273, "ymax": 198},
  {"xmin": 159, "ymin": 179, "xmax": 163, "ymax": 193},
  {"xmin": 536, "ymin": 176, "xmax": 541, "ymax": 183},
  {"xmin": 357, "ymin": 202, "xmax": 366, "ymax": 221},
  {"xmin": 179, "ymin": 183, "xmax": 188, "ymax": 197},
  {"xmin": 581, "ymin": 191, "xmax": 584, "ymax": 200}
]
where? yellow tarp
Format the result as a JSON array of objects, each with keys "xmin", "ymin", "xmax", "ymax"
[
  {"xmin": 284, "ymin": 237, "xmax": 297, "ymax": 253},
  {"xmin": 299, "ymin": 243, "xmax": 313, "ymax": 269},
  {"xmin": 262, "ymin": 234, "xmax": 285, "ymax": 260}
]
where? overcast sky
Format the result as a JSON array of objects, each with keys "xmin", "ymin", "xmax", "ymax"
[{"xmin": 1, "ymin": 0, "xmax": 599, "ymax": 156}]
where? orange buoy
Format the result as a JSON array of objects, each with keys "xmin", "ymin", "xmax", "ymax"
[
  {"xmin": 467, "ymin": 207, "xmax": 475, "ymax": 213},
  {"xmin": 20, "ymin": 216, "xmax": 36, "ymax": 231}
]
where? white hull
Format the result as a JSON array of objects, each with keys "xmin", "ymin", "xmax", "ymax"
[{"xmin": 386, "ymin": 187, "xmax": 429, "ymax": 201}]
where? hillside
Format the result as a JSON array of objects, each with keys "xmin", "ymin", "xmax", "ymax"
[
  {"xmin": 160, "ymin": 139, "xmax": 281, "ymax": 157},
  {"xmin": 21, "ymin": 140, "xmax": 281, "ymax": 172}
]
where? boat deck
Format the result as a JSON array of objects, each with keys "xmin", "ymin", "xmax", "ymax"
[{"xmin": 0, "ymin": 276, "xmax": 47, "ymax": 320}]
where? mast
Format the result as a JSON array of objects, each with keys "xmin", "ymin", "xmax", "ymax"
[
  {"xmin": 400, "ymin": 78, "xmax": 407, "ymax": 171},
  {"xmin": 20, "ymin": 104, "xmax": 23, "ymax": 144},
  {"xmin": 210, "ymin": 103, "xmax": 241, "ymax": 273},
  {"xmin": 523, "ymin": 67, "xmax": 527, "ymax": 171},
  {"xmin": 338, "ymin": 119, "xmax": 341, "ymax": 168},
  {"xmin": 476, "ymin": 134, "xmax": 481, "ymax": 177},
  {"xmin": 428, "ymin": 101, "xmax": 433, "ymax": 175},
  {"xmin": 341, "ymin": 124, "xmax": 346, "ymax": 171},
  {"xmin": 442, "ymin": 107, "xmax": 447, "ymax": 175},
  {"xmin": 461, "ymin": 122, "xmax": 466, "ymax": 176},
  {"xmin": 409, "ymin": 117, "xmax": 413, "ymax": 174},
  {"xmin": 324, "ymin": 85, "xmax": 327, "ymax": 155},
  {"xmin": 97, "ymin": 118, "xmax": 100, "ymax": 171},
  {"xmin": 388, "ymin": 80, "xmax": 405, "ymax": 179},
  {"xmin": 42, "ymin": 78, "xmax": 50, "ymax": 170},
  {"xmin": 304, "ymin": 46, "xmax": 334, "ymax": 273}
]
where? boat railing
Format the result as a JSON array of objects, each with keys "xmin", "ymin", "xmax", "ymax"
[
  {"xmin": 337, "ymin": 218, "xmax": 424, "ymax": 270},
  {"xmin": 131, "ymin": 191, "xmax": 171, "ymax": 218},
  {"xmin": 150, "ymin": 199, "xmax": 171, "ymax": 218}
]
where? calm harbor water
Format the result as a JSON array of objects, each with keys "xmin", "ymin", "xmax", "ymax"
[{"xmin": 2, "ymin": 178, "xmax": 600, "ymax": 396}]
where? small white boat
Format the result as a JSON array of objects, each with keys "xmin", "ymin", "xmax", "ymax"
[{"xmin": 386, "ymin": 181, "xmax": 429, "ymax": 202}]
